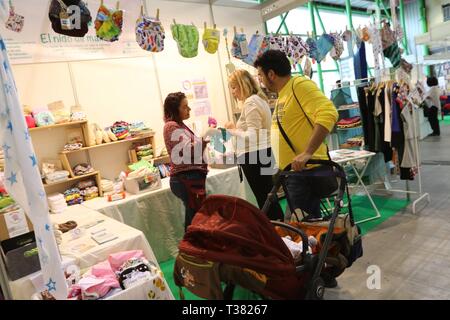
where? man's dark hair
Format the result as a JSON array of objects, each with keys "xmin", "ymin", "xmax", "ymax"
[
  {"xmin": 164, "ymin": 92, "xmax": 186, "ymax": 122},
  {"xmin": 254, "ymin": 50, "xmax": 291, "ymax": 77},
  {"xmin": 426, "ymin": 76, "xmax": 438, "ymax": 87}
]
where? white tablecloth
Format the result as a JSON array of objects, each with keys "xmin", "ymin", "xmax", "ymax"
[
  {"xmin": 9, "ymin": 205, "xmax": 171, "ymax": 300},
  {"xmin": 81, "ymin": 167, "xmax": 254, "ymax": 262}
]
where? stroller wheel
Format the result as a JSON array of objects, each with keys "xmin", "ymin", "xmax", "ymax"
[{"xmin": 306, "ymin": 277, "xmax": 325, "ymax": 300}]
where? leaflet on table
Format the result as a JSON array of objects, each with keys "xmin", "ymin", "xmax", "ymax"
[{"xmin": 91, "ymin": 231, "xmax": 118, "ymax": 245}]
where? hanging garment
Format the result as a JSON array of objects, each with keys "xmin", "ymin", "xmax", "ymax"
[
  {"xmin": 242, "ymin": 34, "xmax": 270, "ymax": 66},
  {"xmin": 306, "ymin": 37, "xmax": 318, "ymax": 62},
  {"xmin": 373, "ymin": 88, "xmax": 383, "ymax": 152},
  {"xmin": 268, "ymin": 34, "xmax": 285, "ymax": 52},
  {"xmin": 135, "ymin": 14, "xmax": 165, "ymax": 52},
  {"xmin": 314, "ymin": 34, "xmax": 334, "ymax": 63},
  {"xmin": 384, "ymin": 83, "xmax": 392, "ymax": 143},
  {"xmin": 383, "ymin": 42, "xmax": 401, "ymax": 69},
  {"xmin": 49, "ymin": 0, "xmax": 92, "ymax": 37},
  {"xmin": 202, "ymin": 27, "xmax": 220, "ymax": 54},
  {"xmin": 357, "ymin": 86, "xmax": 371, "ymax": 148},
  {"xmin": 353, "ymin": 41, "xmax": 368, "ymax": 80},
  {"xmin": 363, "ymin": 87, "xmax": 377, "ymax": 152},
  {"xmin": 329, "ymin": 33, "xmax": 344, "ymax": 61},
  {"xmin": 231, "ymin": 33, "xmax": 248, "ymax": 59},
  {"xmin": 368, "ymin": 23, "xmax": 384, "ymax": 74},
  {"xmin": 376, "ymin": 87, "xmax": 393, "ymax": 162},
  {"xmin": 390, "ymin": 88, "xmax": 413, "ymax": 180},
  {"xmin": 400, "ymin": 104, "xmax": 416, "ymax": 169},
  {"xmin": 342, "ymin": 29, "xmax": 354, "ymax": 57},
  {"xmin": 5, "ymin": 2, "xmax": 24, "ymax": 32},
  {"xmin": 171, "ymin": 23, "xmax": 199, "ymax": 58},
  {"xmin": 380, "ymin": 21, "xmax": 396, "ymax": 50},
  {"xmin": 286, "ymin": 35, "xmax": 309, "ymax": 66},
  {"xmin": 95, "ymin": 3, "xmax": 123, "ymax": 42},
  {"xmin": 303, "ymin": 56, "xmax": 312, "ymax": 79}
]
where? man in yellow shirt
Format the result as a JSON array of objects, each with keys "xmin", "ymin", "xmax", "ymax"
[{"xmin": 254, "ymin": 50, "xmax": 338, "ymax": 220}]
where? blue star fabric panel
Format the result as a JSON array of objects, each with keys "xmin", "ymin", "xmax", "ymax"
[{"xmin": 0, "ymin": 37, "xmax": 67, "ymax": 299}]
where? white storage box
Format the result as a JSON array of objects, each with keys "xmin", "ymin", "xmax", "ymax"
[{"xmin": 124, "ymin": 172, "xmax": 162, "ymax": 194}]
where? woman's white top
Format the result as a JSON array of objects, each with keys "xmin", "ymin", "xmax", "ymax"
[{"xmin": 228, "ymin": 94, "xmax": 272, "ymax": 156}]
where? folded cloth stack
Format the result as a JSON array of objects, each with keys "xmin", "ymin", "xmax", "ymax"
[
  {"xmin": 73, "ymin": 163, "xmax": 94, "ymax": 176},
  {"xmin": 80, "ymin": 186, "xmax": 99, "ymax": 201},
  {"xmin": 111, "ymin": 121, "xmax": 130, "ymax": 140},
  {"xmin": 337, "ymin": 116, "xmax": 361, "ymax": 129},
  {"xmin": 129, "ymin": 122, "xmax": 152, "ymax": 137},
  {"xmin": 45, "ymin": 170, "xmax": 70, "ymax": 184},
  {"xmin": 101, "ymin": 179, "xmax": 114, "ymax": 193},
  {"xmin": 47, "ymin": 193, "xmax": 68, "ymax": 214},
  {"xmin": 76, "ymin": 180, "xmax": 99, "ymax": 201},
  {"xmin": 135, "ymin": 144, "xmax": 153, "ymax": 161},
  {"xmin": 346, "ymin": 136, "xmax": 364, "ymax": 147},
  {"xmin": 64, "ymin": 143, "xmax": 83, "ymax": 151},
  {"xmin": 64, "ymin": 188, "xmax": 83, "ymax": 206}
]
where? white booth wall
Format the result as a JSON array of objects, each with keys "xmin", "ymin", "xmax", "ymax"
[{"xmin": 8, "ymin": 0, "xmax": 263, "ymax": 179}]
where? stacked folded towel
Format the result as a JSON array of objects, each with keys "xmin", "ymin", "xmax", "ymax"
[
  {"xmin": 101, "ymin": 179, "xmax": 114, "ymax": 193},
  {"xmin": 73, "ymin": 163, "xmax": 94, "ymax": 176},
  {"xmin": 45, "ymin": 170, "xmax": 70, "ymax": 184},
  {"xmin": 47, "ymin": 193, "xmax": 67, "ymax": 214}
]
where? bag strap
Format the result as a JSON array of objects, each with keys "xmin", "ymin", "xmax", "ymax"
[{"xmin": 275, "ymin": 77, "xmax": 332, "ymax": 160}]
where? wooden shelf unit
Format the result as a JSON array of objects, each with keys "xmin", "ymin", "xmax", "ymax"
[
  {"xmin": 60, "ymin": 133, "xmax": 155, "ymax": 154},
  {"xmin": 29, "ymin": 120, "xmax": 88, "ymax": 132},
  {"xmin": 30, "ymin": 120, "xmax": 157, "ymax": 199}
]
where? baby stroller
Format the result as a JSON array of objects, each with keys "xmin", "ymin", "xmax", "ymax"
[{"xmin": 173, "ymin": 160, "xmax": 363, "ymax": 300}]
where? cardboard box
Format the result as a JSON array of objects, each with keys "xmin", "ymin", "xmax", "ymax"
[{"xmin": 0, "ymin": 205, "xmax": 34, "ymax": 242}]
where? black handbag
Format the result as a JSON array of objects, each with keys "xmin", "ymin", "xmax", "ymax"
[
  {"xmin": 49, "ymin": 0, "xmax": 91, "ymax": 37},
  {"xmin": 275, "ymin": 78, "xmax": 338, "ymax": 198}
]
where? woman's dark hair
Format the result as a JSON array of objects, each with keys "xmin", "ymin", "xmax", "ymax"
[
  {"xmin": 254, "ymin": 50, "xmax": 291, "ymax": 77},
  {"xmin": 426, "ymin": 76, "xmax": 438, "ymax": 87},
  {"xmin": 164, "ymin": 92, "xmax": 186, "ymax": 122}
]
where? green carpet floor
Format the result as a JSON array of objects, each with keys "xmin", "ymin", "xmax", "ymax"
[
  {"xmin": 160, "ymin": 194, "xmax": 409, "ymax": 300},
  {"xmin": 439, "ymin": 115, "xmax": 450, "ymax": 126}
]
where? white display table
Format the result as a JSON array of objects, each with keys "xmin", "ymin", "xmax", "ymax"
[
  {"xmin": 8, "ymin": 205, "xmax": 173, "ymax": 300},
  {"xmin": 81, "ymin": 166, "xmax": 251, "ymax": 262}
]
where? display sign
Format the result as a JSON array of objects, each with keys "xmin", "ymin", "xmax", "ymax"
[{"xmin": 2, "ymin": 0, "xmax": 150, "ymax": 64}]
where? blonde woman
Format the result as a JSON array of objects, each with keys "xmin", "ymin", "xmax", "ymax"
[{"xmin": 225, "ymin": 69, "xmax": 283, "ymax": 220}]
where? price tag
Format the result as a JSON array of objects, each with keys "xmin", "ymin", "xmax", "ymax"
[{"xmin": 60, "ymin": 11, "xmax": 73, "ymax": 30}]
